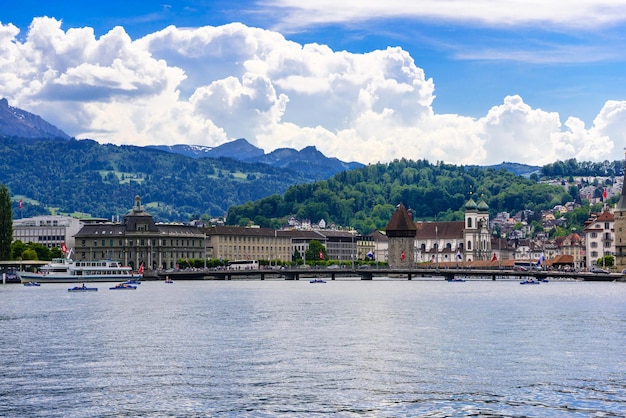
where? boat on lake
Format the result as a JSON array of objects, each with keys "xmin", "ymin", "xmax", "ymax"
[
  {"xmin": 68, "ymin": 285, "xmax": 98, "ymax": 292},
  {"xmin": 520, "ymin": 279, "xmax": 540, "ymax": 285},
  {"xmin": 110, "ymin": 283, "xmax": 137, "ymax": 290},
  {"xmin": 310, "ymin": 279, "xmax": 326, "ymax": 283},
  {"xmin": 19, "ymin": 256, "xmax": 142, "ymax": 284},
  {"xmin": 23, "ymin": 282, "xmax": 41, "ymax": 287}
]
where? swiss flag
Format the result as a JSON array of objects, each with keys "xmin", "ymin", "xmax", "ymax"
[
  {"xmin": 603, "ymin": 188, "xmax": 608, "ymax": 200},
  {"xmin": 401, "ymin": 251, "xmax": 406, "ymax": 261},
  {"xmin": 491, "ymin": 253, "xmax": 497, "ymax": 262},
  {"xmin": 319, "ymin": 250, "xmax": 324, "ymax": 260},
  {"xmin": 61, "ymin": 243, "xmax": 68, "ymax": 254},
  {"xmin": 138, "ymin": 263, "xmax": 144, "ymax": 274},
  {"xmin": 18, "ymin": 199, "xmax": 22, "ymax": 209}
]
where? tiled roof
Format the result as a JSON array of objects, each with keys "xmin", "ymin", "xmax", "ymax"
[
  {"xmin": 385, "ymin": 203, "xmax": 417, "ymax": 237},
  {"xmin": 415, "ymin": 221, "xmax": 464, "ymax": 239}
]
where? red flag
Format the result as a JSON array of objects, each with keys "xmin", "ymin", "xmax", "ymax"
[
  {"xmin": 18, "ymin": 199, "xmax": 22, "ymax": 209},
  {"xmin": 491, "ymin": 253, "xmax": 497, "ymax": 262},
  {"xmin": 319, "ymin": 250, "xmax": 324, "ymax": 260},
  {"xmin": 139, "ymin": 263, "xmax": 144, "ymax": 274},
  {"xmin": 401, "ymin": 251, "xmax": 406, "ymax": 261},
  {"xmin": 603, "ymin": 188, "xmax": 607, "ymax": 200},
  {"xmin": 61, "ymin": 243, "xmax": 68, "ymax": 254}
]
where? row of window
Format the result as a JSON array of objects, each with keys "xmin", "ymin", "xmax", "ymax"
[{"xmin": 81, "ymin": 239, "xmax": 200, "ymax": 247}]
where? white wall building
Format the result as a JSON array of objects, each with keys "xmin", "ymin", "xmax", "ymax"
[{"xmin": 13, "ymin": 215, "xmax": 83, "ymax": 249}]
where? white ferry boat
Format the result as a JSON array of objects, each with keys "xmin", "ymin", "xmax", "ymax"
[{"xmin": 19, "ymin": 257, "xmax": 142, "ymax": 284}]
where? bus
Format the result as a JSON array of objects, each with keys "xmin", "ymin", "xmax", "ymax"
[
  {"xmin": 513, "ymin": 261, "xmax": 539, "ymax": 271},
  {"xmin": 227, "ymin": 260, "xmax": 259, "ymax": 270}
]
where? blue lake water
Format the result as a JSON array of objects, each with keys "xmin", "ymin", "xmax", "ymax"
[{"xmin": 1, "ymin": 278, "xmax": 625, "ymax": 417}]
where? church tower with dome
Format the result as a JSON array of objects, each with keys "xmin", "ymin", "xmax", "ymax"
[{"xmin": 463, "ymin": 193, "xmax": 492, "ymax": 261}]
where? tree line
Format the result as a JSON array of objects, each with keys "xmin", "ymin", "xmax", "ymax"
[{"xmin": 226, "ymin": 159, "xmax": 607, "ymax": 234}]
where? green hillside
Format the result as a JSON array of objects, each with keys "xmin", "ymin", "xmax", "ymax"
[
  {"xmin": 226, "ymin": 159, "xmax": 578, "ymax": 233},
  {"xmin": 0, "ymin": 137, "xmax": 309, "ymax": 221}
]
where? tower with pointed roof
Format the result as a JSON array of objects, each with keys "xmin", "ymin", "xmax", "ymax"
[
  {"xmin": 613, "ymin": 152, "xmax": 626, "ymax": 272},
  {"xmin": 385, "ymin": 203, "xmax": 417, "ymax": 268},
  {"xmin": 463, "ymin": 193, "xmax": 491, "ymax": 261}
]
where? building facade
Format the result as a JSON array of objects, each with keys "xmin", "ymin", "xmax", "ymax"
[
  {"xmin": 13, "ymin": 215, "xmax": 83, "ymax": 249},
  {"xmin": 74, "ymin": 196, "xmax": 206, "ymax": 270},
  {"xmin": 583, "ymin": 209, "xmax": 615, "ymax": 268},
  {"xmin": 204, "ymin": 225, "xmax": 292, "ymax": 263}
]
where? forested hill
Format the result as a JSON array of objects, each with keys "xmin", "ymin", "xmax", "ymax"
[
  {"xmin": 0, "ymin": 137, "xmax": 308, "ymax": 221},
  {"xmin": 226, "ymin": 159, "xmax": 576, "ymax": 233}
]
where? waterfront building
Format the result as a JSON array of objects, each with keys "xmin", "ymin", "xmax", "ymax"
[
  {"xmin": 74, "ymin": 196, "xmax": 206, "ymax": 270},
  {"xmin": 367, "ymin": 230, "xmax": 388, "ymax": 262},
  {"xmin": 13, "ymin": 215, "xmax": 83, "ymax": 249},
  {"xmin": 278, "ymin": 229, "xmax": 327, "ymax": 262},
  {"xmin": 555, "ymin": 233, "xmax": 585, "ymax": 269},
  {"xmin": 204, "ymin": 225, "xmax": 292, "ymax": 263},
  {"xmin": 414, "ymin": 221, "xmax": 464, "ymax": 264},
  {"xmin": 582, "ymin": 209, "xmax": 615, "ymax": 268},
  {"xmin": 320, "ymin": 229, "xmax": 356, "ymax": 261}
]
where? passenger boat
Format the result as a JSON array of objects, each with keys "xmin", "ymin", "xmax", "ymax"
[
  {"xmin": 19, "ymin": 256, "xmax": 142, "ymax": 284},
  {"xmin": 68, "ymin": 285, "xmax": 98, "ymax": 292}
]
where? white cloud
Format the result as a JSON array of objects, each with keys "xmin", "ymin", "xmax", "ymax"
[
  {"xmin": 262, "ymin": 0, "xmax": 626, "ymax": 30},
  {"xmin": 0, "ymin": 17, "xmax": 624, "ymax": 166}
]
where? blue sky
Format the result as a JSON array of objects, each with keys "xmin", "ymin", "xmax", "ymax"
[{"xmin": 2, "ymin": 0, "xmax": 626, "ymax": 165}]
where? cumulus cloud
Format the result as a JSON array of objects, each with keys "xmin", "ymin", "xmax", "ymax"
[{"xmin": 0, "ymin": 17, "xmax": 623, "ymax": 166}]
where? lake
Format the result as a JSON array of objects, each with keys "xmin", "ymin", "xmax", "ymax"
[{"xmin": 1, "ymin": 278, "xmax": 625, "ymax": 417}]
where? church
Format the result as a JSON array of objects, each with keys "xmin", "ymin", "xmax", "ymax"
[{"xmin": 386, "ymin": 194, "xmax": 493, "ymax": 267}]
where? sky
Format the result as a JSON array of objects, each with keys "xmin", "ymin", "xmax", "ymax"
[{"xmin": 2, "ymin": 0, "xmax": 626, "ymax": 166}]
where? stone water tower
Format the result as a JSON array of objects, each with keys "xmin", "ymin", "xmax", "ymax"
[{"xmin": 385, "ymin": 203, "xmax": 417, "ymax": 268}]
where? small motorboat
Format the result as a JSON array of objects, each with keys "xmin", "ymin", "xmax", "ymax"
[
  {"xmin": 520, "ymin": 279, "xmax": 540, "ymax": 285},
  {"xmin": 109, "ymin": 283, "xmax": 137, "ymax": 290},
  {"xmin": 23, "ymin": 282, "xmax": 41, "ymax": 286},
  {"xmin": 124, "ymin": 279, "xmax": 141, "ymax": 285},
  {"xmin": 68, "ymin": 286, "xmax": 98, "ymax": 292},
  {"xmin": 164, "ymin": 279, "xmax": 174, "ymax": 283},
  {"xmin": 310, "ymin": 279, "xmax": 326, "ymax": 283}
]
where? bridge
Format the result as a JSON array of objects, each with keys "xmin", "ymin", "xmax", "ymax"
[{"xmin": 178, "ymin": 267, "xmax": 626, "ymax": 282}]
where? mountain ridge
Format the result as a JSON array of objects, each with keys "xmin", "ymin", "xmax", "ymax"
[{"xmin": 0, "ymin": 98, "xmax": 71, "ymax": 140}]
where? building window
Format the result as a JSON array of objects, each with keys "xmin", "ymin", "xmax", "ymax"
[
  {"xmin": 467, "ymin": 241, "xmax": 472, "ymax": 250},
  {"xmin": 467, "ymin": 218, "xmax": 472, "ymax": 228}
]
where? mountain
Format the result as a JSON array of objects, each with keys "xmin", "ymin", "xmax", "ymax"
[
  {"xmin": 0, "ymin": 136, "xmax": 309, "ymax": 221},
  {"xmin": 481, "ymin": 162, "xmax": 541, "ymax": 177},
  {"xmin": 150, "ymin": 139, "xmax": 363, "ymax": 180},
  {"xmin": 0, "ymin": 98, "xmax": 71, "ymax": 140}
]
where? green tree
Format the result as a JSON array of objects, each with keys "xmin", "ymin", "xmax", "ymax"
[
  {"xmin": 0, "ymin": 185, "xmax": 13, "ymax": 260},
  {"xmin": 21, "ymin": 248, "xmax": 38, "ymax": 260},
  {"xmin": 305, "ymin": 240, "xmax": 327, "ymax": 262},
  {"xmin": 10, "ymin": 240, "xmax": 26, "ymax": 260}
]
